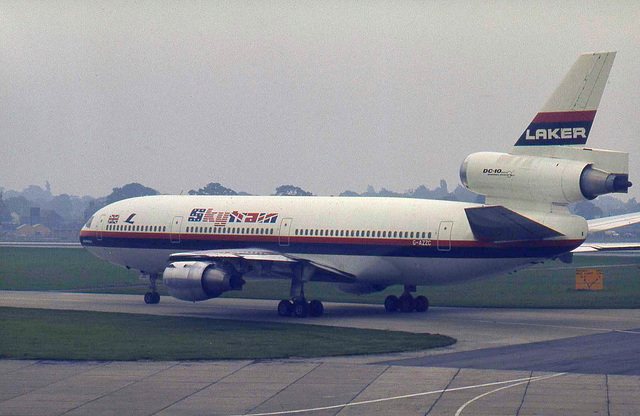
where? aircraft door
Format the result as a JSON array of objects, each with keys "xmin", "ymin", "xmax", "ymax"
[
  {"xmin": 437, "ymin": 221, "xmax": 453, "ymax": 251},
  {"xmin": 97, "ymin": 214, "xmax": 106, "ymax": 241},
  {"xmin": 170, "ymin": 216, "xmax": 183, "ymax": 243},
  {"xmin": 279, "ymin": 218, "xmax": 293, "ymax": 246}
]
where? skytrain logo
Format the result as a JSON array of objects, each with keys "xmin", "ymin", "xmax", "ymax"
[{"xmin": 188, "ymin": 209, "xmax": 278, "ymax": 227}]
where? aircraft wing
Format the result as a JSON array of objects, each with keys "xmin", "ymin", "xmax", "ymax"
[
  {"xmin": 170, "ymin": 248, "xmax": 297, "ymax": 263},
  {"xmin": 168, "ymin": 248, "xmax": 356, "ymax": 281},
  {"xmin": 587, "ymin": 212, "xmax": 640, "ymax": 233}
]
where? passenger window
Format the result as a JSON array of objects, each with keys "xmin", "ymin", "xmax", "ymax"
[
  {"xmin": 410, "ymin": 232, "xmax": 414, "ymax": 238},
  {"xmin": 428, "ymin": 232, "xmax": 432, "ymax": 238}
]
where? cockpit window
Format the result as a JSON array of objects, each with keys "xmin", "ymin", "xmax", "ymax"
[{"xmin": 84, "ymin": 216, "xmax": 94, "ymax": 229}]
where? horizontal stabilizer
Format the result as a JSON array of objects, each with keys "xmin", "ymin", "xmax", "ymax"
[
  {"xmin": 572, "ymin": 242, "xmax": 640, "ymax": 253},
  {"xmin": 587, "ymin": 212, "xmax": 640, "ymax": 233},
  {"xmin": 465, "ymin": 206, "xmax": 564, "ymax": 242}
]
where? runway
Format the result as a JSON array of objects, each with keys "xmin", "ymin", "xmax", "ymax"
[{"xmin": 2, "ymin": 291, "xmax": 640, "ymax": 415}]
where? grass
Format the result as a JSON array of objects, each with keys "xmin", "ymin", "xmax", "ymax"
[
  {"xmin": 1, "ymin": 247, "xmax": 640, "ymax": 308},
  {"xmin": 0, "ymin": 247, "xmax": 140, "ymax": 292},
  {"xmin": 0, "ymin": 307, "xmax": 455, "ymax": 360}
]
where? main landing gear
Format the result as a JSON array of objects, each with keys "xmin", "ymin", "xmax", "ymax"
[
  {"xmin": 277, "ymin": 298, "xmax": 324, "ymax": 318},
  {"xmin": 143, "ymin": 273, "xmax": 161, "ymax": 304},
  {"xmin": 384, "ymin": 285, "xmax": 429, "ymax": 313},
  {"xmin": 278, "ymin": 268, "xmax": 324, "ymax": 317}
]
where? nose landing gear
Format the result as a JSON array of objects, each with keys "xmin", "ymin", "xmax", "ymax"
[{"xmin": 143, "ymin": 273, "xmax": 161, "ymax": 304}]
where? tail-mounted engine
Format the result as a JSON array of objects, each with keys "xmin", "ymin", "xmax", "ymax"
[
  {"xmin": 460, "ymin": 150, "xmax": 631, "ymax": 204},
  {"xmin": 163, "ymin": 261, "xmax": 244, "ymax": 301}
]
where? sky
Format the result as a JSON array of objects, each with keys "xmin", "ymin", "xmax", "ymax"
[{"xmin": 1, "ymin": 1, "xmax": 639, "ymax": 199}]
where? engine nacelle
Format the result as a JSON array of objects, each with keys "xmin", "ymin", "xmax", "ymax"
[
  {"xmin": 460, "ymin": 152, "xmax": 631, "ymax": 203},
  {"xmin": 163, "ymin": 261, "xmax": 244, "ymax": 302},
  {"xmin": 333, "ymin": 282, "xmax": 387, "ymax": 295}
]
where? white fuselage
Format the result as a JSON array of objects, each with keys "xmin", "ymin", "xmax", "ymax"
[{"xmin": 80, "ymin": 195, "xmax": 586, "ymax": 287}]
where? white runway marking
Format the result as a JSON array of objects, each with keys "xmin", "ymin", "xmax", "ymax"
[
  {"xmin": 469, "ymin": 318, "xmax": 640, "ymax": 335},
  {"xmin": 235, "ymin": 373, "xmax": 566, "ymax": 416},
  {"xmin": 454, "ymin": 373, "xmax": 565, "ymax": 416}
]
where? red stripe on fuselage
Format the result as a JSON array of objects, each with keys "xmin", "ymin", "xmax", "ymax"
[
  {"xmin": 531, "ymin": 110, "xmax": 596, "ymax": 123},
  {"xmin": 80, "ymin": 229, "xmax": 583, "ymax": 249}
]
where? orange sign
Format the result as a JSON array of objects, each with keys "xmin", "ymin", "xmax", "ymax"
[{"xmin": 575, "ymin": 269, "xmax": 603, "ymax": 291}]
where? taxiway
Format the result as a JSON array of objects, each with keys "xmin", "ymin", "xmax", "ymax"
[{"xmin": 1, "ymin": 291, "xmax": 639, "ymax": 415}]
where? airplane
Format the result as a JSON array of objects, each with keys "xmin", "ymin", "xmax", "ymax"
[{"xmin": 80, "ymin": 51, "xmax": 640, "ymax": 317}]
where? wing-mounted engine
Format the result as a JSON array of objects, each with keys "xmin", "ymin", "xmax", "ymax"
[
  {"xmin": 163, "ymin": 261, "xmax": 244, "ymax": 301},
  {"xmin": 460, "ymin": 150, "xmax": 631, "ymax": 205}
]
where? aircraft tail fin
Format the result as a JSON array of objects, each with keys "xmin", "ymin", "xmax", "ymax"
[{"xmin": 511, "ymin": 52, "xmax": 616, "ymax": 154}]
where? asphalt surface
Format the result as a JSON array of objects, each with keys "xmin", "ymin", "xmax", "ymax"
[
  {"xmin": 382, "ymin": 327, "xmax": 640, "ymax": 375},
  {"xmin": 2, "ymin": 291, "xmax": 640, "ymax": 415}
]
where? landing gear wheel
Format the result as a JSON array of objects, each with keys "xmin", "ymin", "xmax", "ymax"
[
  {"xmin": 144, "ymin": 292, "xmax": 160, "ymax": 304},
  {"xmin": 415, "ymin": 295, "xmax": 429, "ymax": 312},
  {"xmin": 308, "ymin": 300, "xmax": 324, "ymax": 317},
  {"xmin": 144, "ymin": 292, "xmax": 154, "ymax": 304},
  {"xmin": 293, "ymin": 299, "xmax": 308, "ymax": 318},
  {"xmin": 384, "ymin": 295, "xmax": 399, "ymax": 312},
  {"xmin": 277, "ymin": 300, "xmax": 293, "ymax": 317},
  {"xmin": 399, "ymin": 294, "xmax": 415, "ymax": 313}
]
